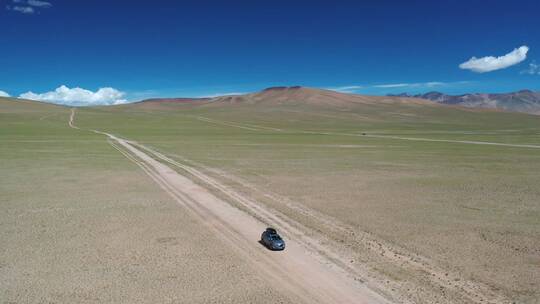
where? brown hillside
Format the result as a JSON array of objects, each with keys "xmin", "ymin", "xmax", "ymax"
[{"xmin": 206, "ymin": 86, "xmax": 435, "ymax": 107}]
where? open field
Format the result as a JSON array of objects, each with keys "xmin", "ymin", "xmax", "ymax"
[
  {"xmin": 0, "ymin": 98, "xmax": 298, "ymax": 303},
  {"xmin": 76, "ymin": 88, "xmax": 540, "ymax": 303},
  {"xmin": 2, "ymin": 87, "xmax": 540, "ymax": 303}
]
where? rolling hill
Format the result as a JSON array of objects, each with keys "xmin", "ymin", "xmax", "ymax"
[{"xmin": 138, "ymin": 86, "xmax": 435, "ymax": 107}]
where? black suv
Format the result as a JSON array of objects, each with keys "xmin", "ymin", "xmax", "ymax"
[{"xmin": 261, "ymin": 228, "xmax": 286, "ymax": 251}]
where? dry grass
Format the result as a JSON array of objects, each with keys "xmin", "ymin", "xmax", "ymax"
[
  {"xmin": 0, "ymin": 97, "xmax": 295, "ymax": 303},
  {"xmin": 74, "ymin": 89, "xmax": 540, "ymax": 303},
  {"xmin": 3, "ymin": 88, "xmax": 540, "ymax": 303}
]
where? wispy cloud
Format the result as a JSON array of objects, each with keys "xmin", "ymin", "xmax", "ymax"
[
  {"xmin": 459, "ymin": 46, "xmax": 529, "ymax": 73},
  {"xmin": 329, "ymin": 81, "xmax": 462, "ymax": 93},
  {"xmin": 372, "ymin": 83, "xmax": 409, "ymax": 88},
  {"xmin": 6, "ymin": 0, "xmax": 52, "ymax": 14},
  {"xmin": 0, "ymin": 90, "xmax": 11, "ymax": 97},
  {"xmin": 27, "ymin": 0, "xmax": 52, "ymax": 7},
  {"xmin": 374, "ymin": 82, "xmax": 445, "ymax": 88},
  {"xmin": 126, "ymin": 90, "xmax": 160, "ymax": 100},
  {"xmin": 11, "ymin": 6, "xmax": 34, "ymax": 14},
  {"xmin": 19, "ymin": 85, "xmax": 127, "ymax": 106},
  {"xmin": 521, "ymin": 61, "xmax": 540, "ymax": 75},
  {"xmin": 327, "ymin": 85, "xmax": 363, "ymax": 93},
  {"xmin": 199, "ymin": 92, "xmax": 246, "ymax": 98}
]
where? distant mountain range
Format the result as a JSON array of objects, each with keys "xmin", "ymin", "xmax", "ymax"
[
  {"xmin": 137, "ymin": 86, "xmax": 434, "ymax": 108},
  {"xmin": 389, "ymin": 90, "xmax": 540, "ymax": 115},
  {"xmin": 134, "ymin": 87, "xmax": 540, "ymax": 115}
]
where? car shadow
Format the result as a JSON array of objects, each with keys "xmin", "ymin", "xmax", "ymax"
[{"xmin": 258, "ymin": 239, "xmax": 269, "ymax": 250}]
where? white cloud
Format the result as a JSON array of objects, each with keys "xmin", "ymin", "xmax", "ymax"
[
  {"xmin": 329, "ymin": 82, "xmax": 450, "ymax": 93},
  {"xmin": 424, "ymin": 82, "xmax": 446, "ymax": 87},
  {"xmin": 0, "ymin": 90, "xmax": 11, "ymax": 97},
  {"xmin": 11, "ymin": 6, "xmax": 35, "ymax": 14},
  {"xmin": 27, "ymin": 0, "xmax": 52, "ymax": 7},
  {"xmin": 328, "ymin": 85, "xmax": 363, "ymax": 93},
  {"xmin": 19, "ymin": 85, "xmax": 128, "ymax": 106},
  {"xmin": 373, "ymin": 83, "xmax": 409, "ymax": 88},
  {"xmin": 459, "ymin": 46, "xmax": 529, "ymax": 73},
  {"xmin": 374, "ymin": 81, "xmax": 445, "ymax": 88},
  {"xmin": 521, "ymin": 61, "xmax": 540, "ymax": 75},
  {"xmin": 328, "ymin": 81, "xmax": 471, "ymax": 94},
  {"xmin": 7, "ymin": 0, "xmax": 51, "ymax": 14}
]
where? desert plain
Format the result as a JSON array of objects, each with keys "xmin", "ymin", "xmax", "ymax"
[{"xmin": 1, "ymin": 87, "xmax": 539, "ymax": 303}]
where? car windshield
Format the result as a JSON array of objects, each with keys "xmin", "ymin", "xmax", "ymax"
[{"xmin": 270, "ymin": 234, "xmax": 282, "ymax": 240}]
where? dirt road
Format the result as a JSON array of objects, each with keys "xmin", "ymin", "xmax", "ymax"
[
  {"xmin": 69, "ymin": 109, "xmax": 391, "ymax": 304},
  {"xmin": 363, "ymin": 134, "xmax": 540, "ymax": 149},
  {"xmin": 182, "ymin": 114, "xmax": 540, "ymax": 149},
  {"xmin": 69, "ymin": 108, "xmax": 78, "ymax": 129}
]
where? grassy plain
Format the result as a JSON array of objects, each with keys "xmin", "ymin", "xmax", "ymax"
[
  {"xmin": 2, "ymin": 88, "xmax": 539, "ymax": 303},
  {"xmin": 0, "ymin": 97, "xmax": 296, "ymax": 303},
  {"xmin": 74, "ymin": 90, "xmax": 540, "ymax": 303}
]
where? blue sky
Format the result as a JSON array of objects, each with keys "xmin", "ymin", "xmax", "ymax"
[{"xmin": 1, "ymin": 0, "xmax": 539, "ymax": 104}]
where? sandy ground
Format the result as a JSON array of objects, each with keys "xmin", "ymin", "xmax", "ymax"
[
  {"xmin": 1, "ymin": 109, "xmax": 297, "ymax": 304},
  {"xmin": 69, "ymin": 109, "xmax": 392, "ymax": 303},
  {"xmin": 146, "ymin": 151, "xmax": 521, "ymax": 304},
  {"xmin": 123, "ymin": 111, "xmax": 539, "ymax": 304},
  {"xmin": 69, "ymin": 90, "xmax": 540, "ymax": 303},
  {"xmin": 181, "ymin": 114, "xmax": 538, "ymax": 304},
  {"xmin": 71, "ymin": 106, "xmax": 536, "ymax": 304},
  {"xmin": 4, "ymin": 94, "xmax": 539, "ymax": 303}
]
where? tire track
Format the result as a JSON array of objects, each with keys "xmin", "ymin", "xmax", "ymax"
[
  {"xmin": 191, "ymin": 113, "xmax": 540, "ymax": 150},
  {"xmin": 136, "ymin": 144, "xmax": 512, "ymax": 304},
  {"xmin": 69, "ymin": 108, "xmax": 391, "ymax": 304},
  {"xmin": 69, "ymin": 109, "xmax": 512, "ymax": 303}
]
